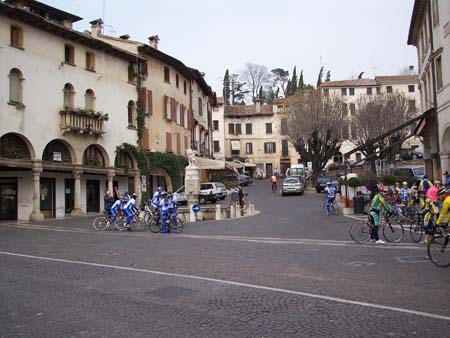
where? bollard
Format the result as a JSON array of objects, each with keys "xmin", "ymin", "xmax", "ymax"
[
  {"xmin": 236, "ymin": 206, "xmax": 242, "ymax": 218},
  {"xmin": 215, "ymin": 204, "xmax": 221, "ymax": 220},
  {"xmin": 190, "ymin": 205, "xmax": 196, "ymax": 222},
  {"xmin": 230, "ymin": 205, "xmax": 236, "ymax": 219},
  {"xmin": 249, "ymin": 204, "xmax": 254, "ymax": 215}
]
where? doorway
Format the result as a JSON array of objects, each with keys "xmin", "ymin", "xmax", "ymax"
[
  {"xmin": 265, "ymin": 163, "xmax": 273, "ymax": 177},
  {"xmin": 0, "ymin": 179, "xmax": 18, "ymax": 220},
  {"xmin": 40, "ymin": 178, "xmax": 55, "ymax": 218},
  {"xmin": 86, "ymin": 180, "xmax": 100, "ymax": 212},
  {"xmin": 65, "ymin": 178, "xmax": 74, "ymax": 215}
]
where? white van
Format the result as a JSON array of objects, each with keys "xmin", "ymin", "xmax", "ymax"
[{"xmin": 286, "ymin": 164, "xmax": 305, "ymax": 177}]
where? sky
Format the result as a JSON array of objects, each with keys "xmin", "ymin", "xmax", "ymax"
[{"xmin": 41, "ymin": 0, "xmax": 418, "ymax": 96}]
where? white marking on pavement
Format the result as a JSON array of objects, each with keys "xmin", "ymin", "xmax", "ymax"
[{"xmin": 0, "ymin": 250, "xmax": 448, "ymax": 322}]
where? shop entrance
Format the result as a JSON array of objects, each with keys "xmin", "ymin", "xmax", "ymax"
[
  {"xmin": 86, "ymin": 180, "xmax": 100, "ymax": 212},
  {"xmin": 0, "ymin": 179, "xmax": 18, "ymax": 220},
  {"xmin": 40, "ymin": 178, "xmax": 56, "ymax": 218},
  {"xmin": 65, "ymin": 179, "xmax": 74, "ymax": 215}
]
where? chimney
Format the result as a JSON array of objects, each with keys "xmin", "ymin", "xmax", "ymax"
[
  {"xmin": 149, "ymin": 35, "xmax": 160, "ymax": 49},
  {"xmin": 119, "ymin": 34, "xmax": 130, "ymax": 40},
  {"xmin": 90, "ymin": 18, "xmax": 103, "ymax": 36},
  {"xmin": 255, "ymin": 99, "xmax": 261, "ymax": 113},
  {"xmin": 409, "ymin": 65, "xmax": 415, "ymax": 76}
]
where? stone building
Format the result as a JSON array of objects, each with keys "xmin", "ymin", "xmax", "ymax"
[
  {"xmin": 212, "ymin": 97, "xmax": 226, "ymax": 160},
  {"xmin": 408, "ymin": 0, "xmax": 450, "ymax": 180}
]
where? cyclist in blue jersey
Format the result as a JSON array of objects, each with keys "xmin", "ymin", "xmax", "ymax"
[{"xmin": 324, "ymin": 182, "xmax": 337, "ymax": 216}]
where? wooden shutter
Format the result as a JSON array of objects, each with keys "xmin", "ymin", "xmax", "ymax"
[
  {"xmin": 166, "ymin": 132, "xmax": 172, "ymax": 152},
  {"xmin": 189, "ymin": 108, "xmax": 193, "ymax": 129},
  {"xmin": 147, "ymin": 90, "xmax": 153, "ymax": 115},
  {"xmin": 184, "ymin": 136, "xmax": 188, "ymax": 151},
  {"xmin": 164, "ymin": 95, "xmax": 168, "ymax": 119},
  {"xmin": 171, "ymin": 99, "xmax": 176, "ymax": 121},
  {"xmin": 180, "ymin": 104, "xmax": 184, "ymax": 126},
  {"xmin": 198, "ymin": 98, "xmax": 203, "ymax": 116},
  {"xmin": 142, "ymin": 128, "xmax": 150, "ymax": 150},
  {"xmin": 177, "ymin": 133, "xmax": 181, "ymax": 154},
  {"xmin": 140, "ymin": 87, "xmax": 147, "ymax": 113}
]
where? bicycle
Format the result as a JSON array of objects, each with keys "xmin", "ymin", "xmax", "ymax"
[
  {"xmin": 116, "ymin": 208, "xmax": 146, "ymax": 232},
  {"xmin": 349, "ymin": 212, "xmax": 404, "ymax": 244},
  {"xmin": 272, "ymin": 181, "xmax": 277, "ymax": 194},
  {"xmin": 149, "ymin": 212, "xmax": 184, "ymax": 233},
  {"xmin": 427, "ymin": 223, "xmax": 450, "ymax": 267},
  {"xmin": 322, "ymin": 197, "xmax": 339, "ymax": 216},
  {"xmin": 92, "ymin": 210, "xmax": 124, "ymax": 231}
]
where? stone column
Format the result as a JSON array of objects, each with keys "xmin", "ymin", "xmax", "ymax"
[
  {"xmin": 71, "ymin": 167, "xmax": 85, "ymax": 216},
  {"xmin": 185, "ymin": 163, "xmax": 200, "ymax": 207},
  {"xmin": 132, "ymin": 170, "xmax": 142, "ymax": 206},
  {"xmin": 440, "ymin": 153, "xmax": 450, "ymax": 181},
  {"xmin": 29, "ymin": 161, "xmax": 44, "ymax": 221},
  {"xmin": 106, "ymin": 168, "xmax": 115, "ymax": 194}
]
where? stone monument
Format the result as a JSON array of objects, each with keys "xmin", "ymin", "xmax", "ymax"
[{"xmin": 185, "ymin": 149, "xmax": 200, "ymax": 221}]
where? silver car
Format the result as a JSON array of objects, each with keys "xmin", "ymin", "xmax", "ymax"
[{"xmin": 282, "ymin": 177, "xmax": 305, "ymax": 196}]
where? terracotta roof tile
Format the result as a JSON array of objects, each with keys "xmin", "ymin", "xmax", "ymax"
[
  {"xmin": 320, "ymin": 79, "xmax": 378, "ymax": 87},
  {"xmin": 224, "ymin": 105, "xmax": 273, "ymax": 117},
  {"xmin": 375, "ymin": 75, "xmax": 419, "ymax": 83}
]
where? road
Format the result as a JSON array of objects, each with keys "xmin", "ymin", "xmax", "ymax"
[{"xmin": 0, "ymin": 181, "xmax": 449, "ymax": 337}]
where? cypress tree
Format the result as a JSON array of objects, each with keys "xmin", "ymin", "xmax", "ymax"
[{"xmin": 223, "ymin": 69, "xmax": 230, "ymax": 105}]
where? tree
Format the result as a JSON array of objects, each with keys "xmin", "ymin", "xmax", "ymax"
[
  {"xmin": 325, "ymin": 70, "xmax": 331, "ymax": 82},
  {"xmin": 354, "ymin": 93, "xmax": 411, "ymax": 171},
  {"xmin": 286, "ymin": 89, "xmax": 345, "ymax": 184},
  {"xmin": 316, "ymin": 66, "xmax": 324, "ymax": 87},
  {"xmin": 223, "ymin": 69, "xmax": 231, "ymax": 105},
  {"xmin": 271, "ymin": 68, "xmax": 289, "ymax": 97},
  {"xmin": 230, "ymin": 73, "xmax": 249, "ymax": 105},
  {"xmin": 286, "ymin": 66, "xmax": 298, "ymax": 96},
  {"xmin": 242, "ymin": 63, "xmax": 271, "ymax": 103},
  {"xmin": 298, "ymin": 70, "xmax": 304, "ymax": 90}
]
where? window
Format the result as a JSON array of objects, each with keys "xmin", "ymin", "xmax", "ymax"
[
  {"xmin": 342, "ymin": 123, "xmax": 349, "ymax": 139},
  {"xmin": 213, "ymin": 120, "xmax": 219, "ymax": 131},
  {"xmin": 63, "ymin": 83, "xmax": 74, "ymax": 109},
  {"xmin": 228, "ymin": 123, "xmax": 235, "ymax": 135},
  {"xmin": 266, "ymin": 123, "xmax": 272, "ymax": 134},
  {"xmin": 8, "ymin": 68, "xmax": 23, "ymax": 105},
  {"xmin": 356, "ymin": 152, "xmax": 362, "ymax": 162},
  {"xmin": 85, "ymin": 89, "xmax": 95, "ymax": 110},
  {"xmin": 246, "ymin": 143, "xmax": 253, "ymax": 154},
  {"xmin": 281, "ymin": 118, "xmax": 287, "ymax": 134},
  {"xmin": 342, "ymin": 103, "xmax": 348, "ymax": 117},
  {"xmin": 184, "ymin": 108, "xmax": 188, "ymax": 128},
  {"xmin": 408, "ymin": 85, "xmax": 415, "ymax": 93},
  {"xmin": 10, "ymin": 25, "xmax": 23, "ymax": 48},
  {"xmin": 127, "ymin": 100, "xmax": 136, "ymax": 127},
  {"xmin": 235, "ymin": 123, "xmax": 242, "ymax": 135},
  {"xmin": 64, "ymin": 44, "xmax": 74, "ymax": 64},
  {"xmin": 176, "ymin": 74, "xmax": 179, "ymax": 88},
  {"xmin": 386, "ymin": 86, "xmax": 393, "ymax": 93},
  {"xmin": 246, "ymin": 123, "xmax": 252, "ymax": 134},
  {"xmin": 376, "ymin": 87, "xmax": 381, "ymax": 95},
  {"xmin": 341, "ymin": 88, "xmax": 347, "ymax": 96},
  {"xmin": 198, "ymin": 97, "xmax": 203, "ymax": 116},
  {"xmin": 323, "ymin": 88, "xmax": 329, "ymax": 96},
  {"xmin": 350, "ymin": 121, "xmax": 356, "ymax": 139},
  {"xmin": 164, "ymin": 66, "xmax": 170, "ymax": 83},
  {"xmin": 282, "ymin": 140, "xmax": 288, "ymax": 157},
  {"xmin": 432, "ymin": 0, "xmax": 439, "ymax": 26},
  {"xmin": 85, "ymin": 52, "xmax": 95, "ymax": 71},
  {"xmin": 367, "ymin": 87, "xmax": 372, "ymax": 95},
  {"xmin": 264, "ymin": 142, "xmax": 276, "ymax": 153},
  {"xmin": 349, "ymin": 88, "xmax": 355, "ymax": 96},
  {"xmin": 349, "ymin": 103, "xmax": 356, "ymax": 116},
  {"xmin": 436, "ymin": 55, "xmax": 443, "ymax": 90},
  {"xmin": 166, "ymin": 132, "xmax": 172, "ymax": 152},
  {"xmin": 231, "ymin": 140, "xmax": 240, "ymax": 155},
  {"xmin": 165, "ymin": 96, "xmax": 171, "ymax": 119},
  {"xmin": 184, "ymin": 81, "xmax": 187, "ymax": 94},
  {"xmin": 409, "ymin": 100, "xmax": 416, "ymax": 113},
  {"xmin": 213, "ymin": 141, "xmax": 220, "ymax": 153}
]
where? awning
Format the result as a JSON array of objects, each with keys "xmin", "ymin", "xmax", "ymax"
[
  {"xmin": 194, "ymin": 156, "xmax": 226, "ymax": 170},
  {"xmin": 244, "ymin": 162, "xmax": 256, "ymax": 168},
  {"xmin": 414, "ymin": 108, "xmax": 435, "ymax": 136},
  {"xmin": 231, "ymin": 141, "xmax": 240, "ymax": 151}
]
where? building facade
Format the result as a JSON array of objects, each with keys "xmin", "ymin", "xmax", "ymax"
[
  {"xmin": 408, "ymin": 0, "xmax": 450, "ymax": 180},
  {"xmin": 320, "ymin": 73, "xmax": 421, "ymax": 164},
  {"xmin": 212, "ymin": 97, "xmax": 226, "ymax": 160},
  {"xmin": 223, "ymin": 100, "xmax": 300, "ymax": 178}
]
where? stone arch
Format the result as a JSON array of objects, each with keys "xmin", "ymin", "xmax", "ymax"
[
  {"xmin": 442, "ymin": 124, "xmax": 450, "ymax": 153},
  {"xmin": 114, "ymin": 149, "xmax": 137, "ymax": 170},
  {"xmin": 152, "ymin": 167, "xmax": 173, "ymax": 191},
  {"xmin": 0, "ymin": 132, "xmax": 35, "ymax": 160},
  {"xmin": 42, "ymin": 139, "xmax": 76, "ymax": 163},
  {"xmin": 82, "ymin": 144, "xmax": 109, "ymax": 168}
]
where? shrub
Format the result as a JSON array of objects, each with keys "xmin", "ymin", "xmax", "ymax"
[
  {"xmin": 339, "ymin": 177, "xmax": 347, "ymax": 186},
  {"xmin": 382, "ymin": 175, "xmax": 397, "ymax": 186},
  {"xmin": 347, "ymin": 177, "xmax": 361, "ymax": 188}
]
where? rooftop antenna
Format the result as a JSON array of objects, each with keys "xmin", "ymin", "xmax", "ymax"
[
  {"xmin": 102, "ymin": 0, "xmax": 105, "ymax": 26},
  {"xmin": 371, "ymin": 62, "xmax": 377, "ymax": 77}
]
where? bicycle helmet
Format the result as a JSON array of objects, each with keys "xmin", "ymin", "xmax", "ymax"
[
  {"xmin": 132, "ymin": 193, "xmax": 138, "ymax": 198},
  {"xmin": 157, "ymin": 186, "xmax": 162, "ymax": 191},
  {"xmin": 326, "ymin": 182, "xmax": 332, "ymax": 186},
  {"xmin": 438, "ymin": 187, "xmax": 449, "ymax": 195},
  {"xmin": 380, "ymin": 187, "xmax": 388, "ymax": 193},
  {"xmin": 402, "ymin": 181, "xmax": 408, "ymax": 186}
]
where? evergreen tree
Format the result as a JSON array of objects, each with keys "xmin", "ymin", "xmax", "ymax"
[
  {"xmin": 298, "ymin": 70, "xmax": 304, "ymax": 91},
  {"xmin": 316, "ymin": 66, "xmax": 324, "ymax": 87},
  {"xmin": 325, "ymin": 70, "xmax": 331, "ymax": 82},
  {"xmin": 290, "ymin": 66, "xmax": 298, "ymax": 94},
  {"xmin": 230, "ymin": 73, "xmax": 249, "ymax": 105},
  {"xmin": 223, "ymin": 69, "xmax": 231, "ymax": 105}
]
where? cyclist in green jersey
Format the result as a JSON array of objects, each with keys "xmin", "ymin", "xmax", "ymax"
[{"xmin": 369, "ymin": 186, "xmax": 394, "ymax": 244}]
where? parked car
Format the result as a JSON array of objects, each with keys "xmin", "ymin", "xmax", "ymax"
[
  {"xmin": 238, "ymin": 174, "xmax": 252, "ymax": 186},
  {"xmin": 224, "ymin": 173, "xmax": 251, "ymax": 186},
  {"xmin": 174, "ymin": 186, "xmax": 188, "ymax": 205},
  {"xmin": 282, "ymin": 176, "xmax": 305, "ymax": 196},
  {"xmin": 397, "ymin": 150, "xmax": 423, "ymax": 161},
  {"xmin": 316, "ymin": 176, "xmax": 339, "ymax": 193},
  {"xmin": 213, "ymin": 182, "xmax": 227, "ymax": 200},
  {"xmin": 392, "ymin": 165, "xmax": 425, "ymax": 187},
  {"xmin": 173, "ymin": 183, "xmax": 220, "ymax": 205}
]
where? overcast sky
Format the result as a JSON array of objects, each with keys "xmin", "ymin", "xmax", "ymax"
[{"xmin": 42, "ymin": 0, "xmax": 417, "ymax": 96}]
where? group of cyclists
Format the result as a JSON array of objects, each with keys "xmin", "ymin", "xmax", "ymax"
[{"xmin": 105, "ymin": 186, "xmax": 178, "ymax": 233}]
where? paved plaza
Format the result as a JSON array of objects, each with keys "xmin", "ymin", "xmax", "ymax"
[{"xmin": 1, "ymin": 181, "xmax": 449, "ymax": 338}]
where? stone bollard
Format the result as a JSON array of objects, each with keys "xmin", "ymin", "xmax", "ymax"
[
  {"xmin": 230, "ymin": 205, "xmax": 236, "ymax": 219},
  {"xmin": 190, "ymin": 205, "xmax": 196, "ymax": 222},
  {"xmin": 236, "ymin": 206, "xmax": 242, "ymax": 218},
  {"xmin": 215, "ymin": 204, "xmax": 221, "ymax": 220},
  {"xmin": 248, "ymin": 204, "xmax": 254, "ymax": 215}
]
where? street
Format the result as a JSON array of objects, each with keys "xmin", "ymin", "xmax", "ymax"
[{"xmin": 0, "ymin": 181, "xmax": 449, "ymax": 338}]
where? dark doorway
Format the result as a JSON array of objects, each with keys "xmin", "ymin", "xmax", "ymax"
[
  {"xmin": 0, "ymin": 179, "xmax": 18, "ymax": 220},
  {"xmin": 86, "ymin": 180, "xmax": 100, "ymax": 212},
  {"xmin": 65, "ymin": 178, "xmax": 74, "ymax": 215},
  {"xmin": 40, "ymin": 178, "xmax": 55, "ymax": 218},
  {"xmin": 266, "ymin": 163, "xmax": 273, "ymax": 177}
]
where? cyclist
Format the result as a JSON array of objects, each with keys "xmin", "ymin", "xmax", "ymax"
[
  {"xmin": 426, "ymin": 180, "xmax": 440, "ymax": 209},
  {"xmin": 167, "ymin": 191, "xmax": 178, "ymax": 230},
  {"xmin": 151, "ymin": 186, "xmax": 163, "ymax": 211},
  {"xmin": 418, "ymin": 189, "xmax": 438, "ymax": 244},
  {"xmin": 419, "ymin": 175, "xmax": 432, "ymax": 194},
  {"xmin": 369, "ymin": 186, "xmax": 394, "ymax": 244},
  {"xmin": 399, "ymin": 182, "xmax": 410, "ymax": 216},
  {"xmin": 123, "ymin": 193, "xmax": 138, "ymax": 231},
  {"xmin": 109, "ymin": 197, "xmax": 124, "ymax": 228},
  {"xmin": 270, "ymin": 174, "xmax": 277, "ymax": 193},
  {"xmin": 159, "ymin": 192, "xmax": 171, "ymax": 234},
  {"xmin": 436, "ymin": 187, "xmax": 450, "ymax": 227},
  {"xmin": 324, "ymin": 182, "xmax": 337, "ymax": 216}
]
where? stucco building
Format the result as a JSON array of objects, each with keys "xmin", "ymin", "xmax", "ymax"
[
  {"xmin": 212, "ymin": 97, "xmax": 226, "ymax": 160},
  {"xmin": 408, "ymin": 0, "xmax": 450, "ymax": 180}
]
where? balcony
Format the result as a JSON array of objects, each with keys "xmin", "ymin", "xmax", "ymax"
[{"xmin": 60, "ymin": 108, "xmax": 108, "ymax": 137}]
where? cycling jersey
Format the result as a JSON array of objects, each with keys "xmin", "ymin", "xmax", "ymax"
[
  {"xmin": 436, "ymin": 196, "xmax": 450, "ymax": 226},
  {"xmin": 270, "ymin": 176, "xmax": 277, "ymax": 183},
  {"xmin": 399, "ymin": 188, "xmax": 409, "ymax": 203},
  {"xmin": 151, "ymin": 191, "xmax": 161, "ymax": 208},
  {"xmin": 325, "ymin": 186, "xmax": 336, "ymax": 198}
]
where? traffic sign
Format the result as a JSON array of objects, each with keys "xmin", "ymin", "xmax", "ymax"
[{"xmin": 192, "ymin": 204, "xmax": 200, "ymax": 213}]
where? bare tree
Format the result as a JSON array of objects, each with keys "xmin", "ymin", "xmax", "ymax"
[
  {"xmin": 286, "ymin": 89, "xmax": 345, "ymax": 183},
  {"xmin": 354, "ymin": 93, "xmax": 411, "ymax": 170},
  {"xmin": 242, "ymin": 63, "xmax": 271, "ymax": 103}
]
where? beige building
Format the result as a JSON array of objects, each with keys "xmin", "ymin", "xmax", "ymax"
[
  {"xmin": 320, "ymin": 73, "xmax": 421, "ymax": 164},
  {"xmin": 223, "ymin": 100, "xmax": 300, "ymax": 177},
  {"xmin": 0, "ymin": 0, "xmax": 143, "ymax": 220},
  {"xmin": 408, "ymin": 0, "xmax": 450, "ymax": 180},
  {"xmin": 212, "ymin": 97, "xmax": 226, "ymax": 160}
]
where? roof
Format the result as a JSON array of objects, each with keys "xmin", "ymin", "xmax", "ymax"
[
  {"xmin": 224, "ymin": 105, "xmax": 273, "ymax": 117},
  {"xmin": 0, "ymin": 2, "xmax": 144, "ymax": 63},
  {"xmin": 320, "ymin": 75, "xmax": 418, "ymax": 88},
  {"xmin": 189, "ymin": 67, "xmax": 213, "ymax": 96},
  {"xmin": 5, "ymin": 0, "xmax": 82, "ymax": 23},
  {"xmin": 375, "ymin": 75, "xmax": 419, "ymax": 84},
  {"xmin": 320, "ymin": 79, "xmax": 378, "ymax": 88},
  {"xmin": 407, "ymin": 0, "xmax": 427, "ymax": 45}
]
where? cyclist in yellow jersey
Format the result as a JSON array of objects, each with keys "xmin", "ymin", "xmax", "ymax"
[{"xmin": 436, "ymin": 187, "xmax": 450, "ymax": 226}]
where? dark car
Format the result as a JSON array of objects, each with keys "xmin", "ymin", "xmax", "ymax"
[
  {"xmin": 225, "ymin": 173, "xmax": 251, "ymax": 186},
  {"xmin": 315, "ymin": 176, "xmax": 339, "ymax": 193}
]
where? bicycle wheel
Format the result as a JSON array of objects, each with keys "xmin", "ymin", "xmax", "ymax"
[
  {"xmin": 382, "ymin": 221, "xmax": 404, "ymax": 243},
  {"xmin": 349, "ymin": 220, "xmax": 371, "ymax": 244},
  {"xmin": 130, "ymin": 215, "xmax": 146, "ymax": 231},
  {"xmin": 171, "ymin": 217, "xmax": 184, "ymax": 233},
  {"xmin": 177, "ymin": 212, "xmax": 186, "ymax": 224},
  {"xmin": 138, "ymin": 210, "xmax": 151, "ymax": 224},
  {"xmin": 333, "ymin": 202, "xmax": 340, "ymax": 216},
  {"xmin": 409, "ymin": 220, "xmax": 423, "ymax": 243},
  {"xmin": 427, "ymin": 235, "xmax": 450, "ymax": 267},
  {"xmin": 149, "ymin": 218, "xmax": 162, "ymax": 233},
  {"xmin": 93, "ymin": 217, "xmax": 108, "ymax": 231},
  {"xmin": 322, "ymin": 201, "xmax": 328, "ymax": 215}
]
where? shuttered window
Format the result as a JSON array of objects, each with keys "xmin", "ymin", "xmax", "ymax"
[
  {"xmin": 164, "ymin": 66, "xmax": 170, "ymax": 83},
  {"xmin": 171, "ymin": 98, "xmax": 177, "ymax": 121},
  {"xmin": 140, "ymin": 87, "xmax": 147, "ymax": 113},
  {"xmin": 10, "ymin": 25, "xmax": 23, "ymax": 48},
  {"xmin": 166, "ymin": 132, "xmax": 172, "ymax": 152},
  {"xmin": 147, "ymin": 90, "xmax": 153, "ymax": 115},
  {"xmin": 177, "ymin": 133, "xmax": 181, "ymax": 154},
  {"xmin": 184, "ymin": 136, "xmax": 189, "ymax": 152},
  {"xmin": 9, "ymin": 69, "xmax": 21, "ymax": 103},
  {"xmin": 198, "ymin": 98, "xmax": 203, "ymax": 116}
]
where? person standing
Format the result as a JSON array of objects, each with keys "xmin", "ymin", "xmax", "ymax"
[
  {"xmin": 238, "ymin": 185, "xmax": 244, "ymax": 208},
  {"xmin": 104, "ymin": 190, "xmax": 114, "ymax": 215},
  {"xmin": 444, "ymin": 171, "xmax": 450, "ymax": 186},
  {"xmin": 369, "ymin": 187, "xmax": 394, "ymax": 244}
]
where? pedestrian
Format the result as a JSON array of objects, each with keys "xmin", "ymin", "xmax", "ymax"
[
  {"xmin": 444, "ymin": 171, "xmax": 450, "ymax": 186},
  {"xmin": 238, "ymin": 185, "xmax": 244, "ymax": 208},
  {"xmin": 103, "ymin": 190, "xmax": 114, "ymax": 215},
  {"xmin": 113, "ymin": 186, "xmax": 121, "ymax": 201},
  {"xmin": 426, "ymin": 181, "xmax": 440, "ymax": 209}
]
